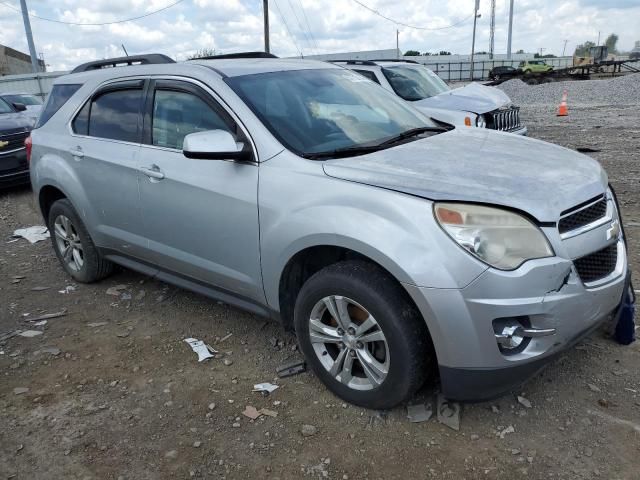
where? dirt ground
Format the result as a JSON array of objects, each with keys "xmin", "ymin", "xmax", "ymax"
[{"xmin": 1, "ymin": 102, "xmax": 639, "ymax": 480}]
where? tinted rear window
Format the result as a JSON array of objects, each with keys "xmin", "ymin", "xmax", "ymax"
[
  {"xmin": 35, "ymin": 84, "xmax": 82, "ymax": 128},
  {"xmin": 88, "ymin": 89, "xmax": 142, "ymax": 143}
]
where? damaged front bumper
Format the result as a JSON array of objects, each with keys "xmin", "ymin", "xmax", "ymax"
[{"xmin": 404, "ymin": 237, "xmax": 628, "ymax": 401}]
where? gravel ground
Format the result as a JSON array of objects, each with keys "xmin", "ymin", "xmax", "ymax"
[
  {"xmin": 498, "ymin": 73, "xmax": 640, "ymax": 106},
  {"xmin": 1, "ymin": 99, "xmax": 639, "ymax": 479}
]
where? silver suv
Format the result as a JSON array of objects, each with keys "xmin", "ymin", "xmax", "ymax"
[{"xmin": 29, "ymin": 53, "xmax": 629, "ymax": 409}]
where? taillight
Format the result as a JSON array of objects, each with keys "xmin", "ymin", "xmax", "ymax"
[{"xmin": 25, "ymin": 135, "xmax": 32, "ymax": 163}]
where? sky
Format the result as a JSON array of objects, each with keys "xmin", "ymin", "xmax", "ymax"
[{"xmin": 0, "ymin": 0, "xmax": 639, "ymax": 72}]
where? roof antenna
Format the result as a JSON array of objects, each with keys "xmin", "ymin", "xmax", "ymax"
[{"xmin": 121, "ymin": 44, "xmax": 129, "ymax": 56}]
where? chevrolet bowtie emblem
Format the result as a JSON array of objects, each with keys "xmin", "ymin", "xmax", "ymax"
[
  {"xmin": 606, "ymin": 220, "xmax": 621, "ymax": 240},
  {"xmin": 0, "ymin": 140, "xmax": 8, "ymax": 149}
]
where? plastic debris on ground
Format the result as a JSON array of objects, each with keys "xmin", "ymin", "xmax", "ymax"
[
  {"xmin": 253, "ymin": 382, "xmax": 279, "ymax": 394},
  {"xmin": 106, "ymin": 285, "xmax": 128, "ymax": 296},
  {"xmin": 18, "ymin": 330, "xmax": 43, "ymax": 338},
  {"xmin": 12, "ymin": 226, "xmax": 50, "ymax": 244},
  {"xmin": 517, "ymin": 395, "xmax": 532, "ymax": 408},
  {"xmin": 407, "ymin": 402, "xmax": 433, "ymax": 423},
  {"xmin": 499, "ymin": 425, "xmax": 515, "ymax": 439},
  {"xmin": 184, "ymin": 338, "xmax": 218, "ymax": 362},
  {"xmin": 436, "ymin": 393, "xmax": 461, "ymax": 431},
  {"xmin": 276, "ymin": 359, "xmax": 306, "ymax": 378},
  {"xmin": 27, "ymin": 310, "xmax": 67, "ymax": 323}
]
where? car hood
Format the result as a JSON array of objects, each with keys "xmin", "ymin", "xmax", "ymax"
[
  {"xmin": 322, "ymin": 129, "xmax": 607, "ymax": 222},
  {"xmin": 413, "ymin": 83, "xmax": 512, "ymax": 115},
  {"xmin": 0, "ymin": 112, "xmax": 34, "ymax": 132}
]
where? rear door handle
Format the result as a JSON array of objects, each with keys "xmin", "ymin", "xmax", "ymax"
[
  {"xmin": 69, "ymin": 148, "xmax": 84, "ymax": 158},
  {"xmin": 139, "ymin": 165, "xmax": 165, "ymax": 180}
]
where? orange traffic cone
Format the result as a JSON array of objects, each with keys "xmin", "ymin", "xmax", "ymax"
[{"xmin": 557, "ymin": 90, "xmax": 568, "ymax": 116}]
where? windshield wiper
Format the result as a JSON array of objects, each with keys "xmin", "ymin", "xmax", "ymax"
[
  {"xmin": 302, "ymin": 126, "xmax": 446, "ymax": 160},
  {"xmin": 376, "ymin": 127, "xmax": 444, "ymax": 147},
  {"xmin": 303, "ymin": 145, "xmax": 385, "ymax": 160}
]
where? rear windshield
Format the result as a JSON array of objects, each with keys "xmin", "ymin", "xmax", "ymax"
[{"xmin": 35, "ymin": 84, "xmax": 82, "ymax": 128}]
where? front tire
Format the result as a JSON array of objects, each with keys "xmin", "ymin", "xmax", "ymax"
[
  {"xmin": 48, "ymin": 199, "xmax": 113, "ymax": 283},
  {"xmin": 294, "ymin": 261, "xmax": 433, "ymax": 409}
]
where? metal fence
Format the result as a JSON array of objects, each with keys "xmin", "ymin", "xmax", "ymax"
[
  {"xmin": 419, "ymin": 57, "xmax": 574, "ymax": 81},
  {"xmin": 0, "ymin": 71, "xmax": 67, "ymax": 99}
]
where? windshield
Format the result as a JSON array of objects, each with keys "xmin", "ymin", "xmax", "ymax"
[
  {"xmin": 0, "ymin": 98, "xmax": 13, "ymax": 114},
  {"xmin": 226, "ymin": 68, "xmax": 437, "ymax": 157},
  {"xmin": 381, "ymin": 65, "xmax": 450, "ymax": 101},
  {"xmin": 2, "ymin": 94, "xmax": 42, "ymax": 106}
]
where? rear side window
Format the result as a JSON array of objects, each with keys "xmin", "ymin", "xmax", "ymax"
[
  {"xmin": 35, "ymin": 84, "xmax": 82, "ymax": 128},
  {"xmin": 88, "ymin": 89, "xmax": 143, "ymax": 142},
  {"xmin": 353, "ymin": 70, "xmax": 380, "ymax": 84}
]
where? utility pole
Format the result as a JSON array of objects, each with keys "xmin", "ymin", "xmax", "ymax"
[
  {"xmin": 489, "ymin": 0, "xmax": 495, "ymax": 59},
  {"xmin": 506, "ymin": 0, "xmax": 514, "ymax": 59},
  {"xmin": 396, "ymin": 29, "xmax": 400, "ymax": 59},
  {"xmin": 562, "ymin": 39, "xmax": 568, "ymax": 56},
  {"xmin": 470, "ymin": 0, "xmax": 479, "ymax": 80},
  {"xmin": 19, "ymin": 0, "xmax": 40, "ymax": 73},
  {"xmin": 263, "ymin": 0, "xmax": 270, "ymax": 54}
]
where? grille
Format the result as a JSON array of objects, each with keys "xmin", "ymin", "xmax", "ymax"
[
  {"xmin": 558, "ymin": 197, "xmax": 607, "ymax": 234},
  {"xmin": 574, "ymin": 243, "xmax": 618, "ymax": 284},
  {"xmin": 0, "ymin": 131, "xmax": 29, "ymax": 154},
  {"xmin": 488, "ymin": 107, "xmax": 521, "ymax": 132}
]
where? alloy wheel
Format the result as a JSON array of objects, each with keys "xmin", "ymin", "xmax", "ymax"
[
  {"xmin": 53, "ymin": 215, "xmax": 84, "ymax": 272},
  {"xmin": 309, "ymin": 295, "xmax": 389, "ymax": 391}
]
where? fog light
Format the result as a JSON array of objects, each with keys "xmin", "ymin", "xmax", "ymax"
[
  {"xmin": 496, "ymin": 324, "xmax": 525, "ymax": 350},
  {"xmin": 493, "ymin": 317, "xmax": 556, "ymax": 355}
]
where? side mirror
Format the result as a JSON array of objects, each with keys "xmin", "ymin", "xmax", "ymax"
[
  {"xmin": 13, "ymin": 102, "xmax": 27, "ymax": 112},
  {"xmin": 182, "ymin": 130, "xmax": 252, "ymax": 161}
]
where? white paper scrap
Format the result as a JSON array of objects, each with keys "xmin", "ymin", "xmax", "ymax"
[
  {"xmin": 184, "ymin": 338, "xmax": 217, "ymax": 362},
  {"xmin": 13, "ymin": 226, "xmax": 50, "ymax": 244},
  {"xmin": 253, "ymin": 383, "xmax": 279, "ymax": 394}
]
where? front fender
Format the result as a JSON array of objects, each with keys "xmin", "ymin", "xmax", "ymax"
[{"xmin": 258, "ymin": 153, "xmax": 488, "ymax": 311}]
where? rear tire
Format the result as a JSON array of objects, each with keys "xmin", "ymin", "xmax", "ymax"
[
  {"xmin": 294, "ymin": 261, "xmax": 434, "ymax": 409},
  {"xmin": 48, "ymin": 199, "xmax": 113, "ymax": 283}
]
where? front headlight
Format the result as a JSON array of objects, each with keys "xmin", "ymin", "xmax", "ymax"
[
  {"xmin": 434, "ymin": 203, "xmax": 554, "ymax": 270},
  {"xmin": 476, "ymin": 114, "xmax": 486, "ymax": 128}
]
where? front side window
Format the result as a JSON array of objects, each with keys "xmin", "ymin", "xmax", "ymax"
[
  {"xmin": 88, "ymin": 89, "xmax": 142, "ymax": 142},
  {"xmin": 227, "ymin": 68, "xmax": 437, "ymax": 157},
  {"xmin": 152, "ymin": 89, "xmax": 233, "ymax": 150},
  {"xmin": 36, "ymin": 83, "xmax": 82, "ymax": 128},
  {"xmin": 381, "ymin": 65, "xmax": 450, "ymax": 101}
]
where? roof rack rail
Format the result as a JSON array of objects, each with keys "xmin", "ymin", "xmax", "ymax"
[
  {"xmin": 328, "ymin": 60, "xmax": 378, "ymax": 66},
  {"xmin": 191, "ymin": 52, "xmax": 278, "ymax": 60},
  {"xmin": 71, "ymin": 54, "xmax": 175, "ymax": 74},
  {"xmin": 369, "ymin": 58, "xmax": 420, "ymax": 64}
]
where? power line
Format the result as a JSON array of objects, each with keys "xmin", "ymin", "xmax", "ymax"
[
  {"xmin": 295, "ymin": 0, "xmax": 320, "ymax": 53},
  {"xmin": 286, "ymin": 0, "xmax": 316, "ymax": 55},
  {"xmin": 0, "ymin": 0, "xmax": 186, "ymax": 26},
  {"xmin": 350, "ymin": 0, "xmax": 474, "ymax": 31},
  {"xmin": 273, "ymin": 0, "xmax": 303, "ymax": 57}
]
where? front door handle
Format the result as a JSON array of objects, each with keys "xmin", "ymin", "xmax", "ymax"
[
  {"xmin": 69, "ymin": 148, "xmax": 84, "ymax": 159},
  {"xmin": 139, "ymin": 165, "xmax": 165, "ymax": 180}
]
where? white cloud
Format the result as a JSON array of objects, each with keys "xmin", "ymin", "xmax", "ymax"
[{"xmin": 0, "ymin": 0, "xmax": 638, "ymax": 72}]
